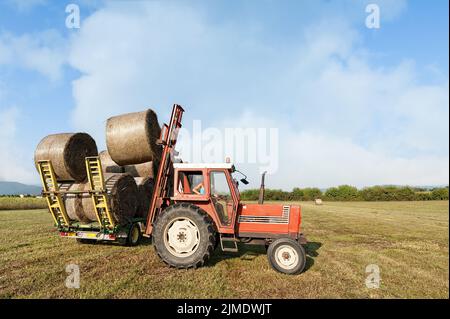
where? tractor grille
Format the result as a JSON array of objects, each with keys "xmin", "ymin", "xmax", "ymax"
[{"xmin": 238, "ymin": 206, "xmax": 290, "ymax": 224}]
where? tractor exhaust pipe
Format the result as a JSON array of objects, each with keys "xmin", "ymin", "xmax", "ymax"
[{"xmin": 258, "ymin": 171, "xmax": 267, "ymax": 204}]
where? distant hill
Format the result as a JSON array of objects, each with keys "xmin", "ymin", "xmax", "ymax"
[{"xmin": 0, "ymin": 181, "xmax": 41, "ymax": 195}]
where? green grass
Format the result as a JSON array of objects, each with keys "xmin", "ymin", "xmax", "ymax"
[
  {"xmin": 0, "ymin": 201, "xmax": 448, "ymax": 298},
  {"xmin": 0, "ymin": 197, "xmax": 46, "ymax": 210}
]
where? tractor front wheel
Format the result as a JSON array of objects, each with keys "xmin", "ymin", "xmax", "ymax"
[
  {"xmin": 153, "ymin": 203, "xmax": 216, "ymax": 269},
  {"xmin": 267, "ymin": 238, "xmax": 306, "ymax": 275}
]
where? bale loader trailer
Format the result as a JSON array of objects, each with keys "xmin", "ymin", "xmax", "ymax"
[
  {"xmin": 39, "ymin": 104, "xmax": 308, "ymax": 274},
  {"xmin": 37, "ymin": 157, "xmax": 145, "ymax": 246}
]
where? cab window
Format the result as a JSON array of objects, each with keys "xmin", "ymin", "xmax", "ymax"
[
  {"xmin": 210, "ymin": 171, "xmax": 233, "ymax": 226},
  {"xmin": 177, "ymin": 171, "xmax": 205, "ymax": 195}
]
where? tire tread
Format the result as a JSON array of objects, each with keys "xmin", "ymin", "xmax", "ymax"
[{"xmin": 153, "ymin": 203, "xmax": 216, "ymax": 269}]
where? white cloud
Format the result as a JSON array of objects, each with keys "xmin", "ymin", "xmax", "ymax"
[
  {"xmin": 176, "ymin": 112, "xmax": 448, "ymax": 190},
  {"xmin": 0, "ymin": 28, "xmax": 66, "ymax": 184},
  {"xmin": 279, "ymin": 132, "xmax": 447, "ymax": 189},
  {"xmin": 0, "ymin": 30, "xmax": 67, "ymax": 81},
  {"xmin": 0, "ymin": 107, "xmax": 36, "ymax": 183},
  {"xmin": 67, "ymin": 1, "xmax": 448, "ymax": 189}
]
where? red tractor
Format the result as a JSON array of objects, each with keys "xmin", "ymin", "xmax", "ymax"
[{"xmin": 145, "ymin": 105, "xmax": 308, "ymax": 274}]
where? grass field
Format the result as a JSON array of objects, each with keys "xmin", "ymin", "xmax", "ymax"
[
  {"xmin": 0, "ymin": 201, "xmax": 448, "ymax": 299},
  {"xmin": 0, "ymin": 197, "xmax": 46, "ymax": 210}
]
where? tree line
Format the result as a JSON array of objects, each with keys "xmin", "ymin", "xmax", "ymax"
[{"xmin": 240, "ymin": 185, "xmax": 449, "ymax": 201}]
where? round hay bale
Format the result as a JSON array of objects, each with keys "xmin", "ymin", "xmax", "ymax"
[
  {"xmin": 61, "ymin": 183, "xmax": 92, "ymax": 223},
  {"xmin": 59, "ymin": 175, "xmax": 138, "ymax": 225},
  {"xmin": 78, "ymin": 183, "xmax": 97, "ymax": 222},
  {"xmin": 35, "ymin": 133, "xmax": 98, "ymax": 182},
  {"xmin": 124, "ymin": 161, "xmax": 156, "ymax": 178},
  {"xmin": 106, "ymin": 109, "xmax": 161, "ymax": 166},
  {"xmin": 99, "ymin": 150, "xmax": 124, "ymax": 174},
  {"xmin": 134, "ymin": 177, "xmax": 154, "ymax": 218},
  {"xmin": 103, "ymin": 173, "xmax": 138, "ymax": 225}
]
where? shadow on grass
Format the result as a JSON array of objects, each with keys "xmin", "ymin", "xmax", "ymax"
[
  {"xmin": 207, "ymin": 243, "xmax": 266, "ymax": 267},
  {"xmin": 304, "ymin": 241, "xmax": 322, "ymax": 271},
  {"xmin": 75, "ymin": 236, "xmax": 153, "ymax": 247},
  {"xmin": 77, "ymin": 236, "xmax": 322, "ymax": 272},
  {"xmin": 138, "ymin": 236, "xmax": 153, "ymax": 246},
  {"xmin": 207, "ymin": 241, "xmax": 322, "ymax": 273}
]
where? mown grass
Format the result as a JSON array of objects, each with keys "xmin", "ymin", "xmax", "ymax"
[
  {"xmin": 0, "ymin": 197, "xmax": 46, "ymax": 210},
  {"xmin": 0, "ymin": 201, "xmax": 448, "ymax": 298}
]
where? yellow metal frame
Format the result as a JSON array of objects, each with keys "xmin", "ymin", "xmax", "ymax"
[
  {"xmin": 85, "ymin": 156, "xmax": 115, "ymax": 229},
  {"xmin": 37, "ymin": 160, "xmax": 70, "ymax": 227}
]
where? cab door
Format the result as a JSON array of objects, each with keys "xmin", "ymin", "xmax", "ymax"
[{"xmin": 209, "ymin": 170, "xmax": 237, "ymax": 230}]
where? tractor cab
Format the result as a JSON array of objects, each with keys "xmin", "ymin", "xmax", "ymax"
[{"xmin": 172, "ymin": 162, "xmax": 241, "ymax": 234}]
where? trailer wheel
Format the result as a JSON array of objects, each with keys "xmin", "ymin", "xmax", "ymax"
[
  {"xmin": 267, "ymin": 238, "xmax": 306, "ymax": 275},
  {"xmin": 127, "ymin": 223, "xmax": 141, "ymax": 246},
  {"xmin": 153, "ymin": 203, "xmax": 216, "ymax": 269}
]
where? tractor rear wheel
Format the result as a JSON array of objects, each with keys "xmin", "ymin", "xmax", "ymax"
[
  {"xmin": 153, "ymin": 203, "xmax": 216, "ymax": 269},
  {"xmin": 267, "ymin": 238, "xmax": 306, "ymax": 275}
]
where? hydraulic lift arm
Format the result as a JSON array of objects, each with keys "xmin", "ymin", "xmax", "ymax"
[{"xmin": 144, "ymin": 104, "xmax": 184, "ymax": 236}]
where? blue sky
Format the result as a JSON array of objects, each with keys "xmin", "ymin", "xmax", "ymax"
[{"xmin": 0, "ymin": 0, "xmax": 448, "ymax": 189}]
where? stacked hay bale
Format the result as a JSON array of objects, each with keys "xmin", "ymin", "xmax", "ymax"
[
  {"xmin": 99, "ymin": 150, "xmax": 156, "ymax": 218},
  {"xmin": 134, "ymin": 177, "xmax": 155, "ymax": 219},
  {"xmin": 34, "ymin": 133, "xmax": 98, "ymax": 182},
  {"xmin": 99, "ymin": 150, "xmax": 157, "ymax": 178},
  {"xmin": 99, "ymin": 150, "xmax": 124, "ymax": 174},
  {"xmin": 103, "ymin": 173, "xmax": 139, "ymax": 225},
  {"xmin": 105, "ymin": 109, "xmax": 161, "ymax": 218},
  {"xmin": 106, "ymin": 109, "xmax": 161, "ymax": 166},
  {"xmin": 57, "ymin": 176, "xmax": 138, "ymax": 225},
  {"xmin": 34, "ymin": 132, "xmax": 140, "ymax": 225},
  {"xmin": 61, "ymin": 183, "xmax": 92, "ymax": 223},
  {"xmin": 35, "ymin": 109, "xmax": 160, "ymax": 225},
  {"xmin": 124, "ymin": 161, "xmax": 157, "ymax": 179},
  {"xmin": 35, "ymin": 133, "xmax": 101, "ymax": 223}
]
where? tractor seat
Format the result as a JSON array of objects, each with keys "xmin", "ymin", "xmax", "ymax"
[{"xmin": 212, "ymin": 197, "xmax": 230, "ymax": 225}]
